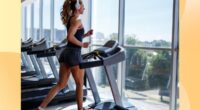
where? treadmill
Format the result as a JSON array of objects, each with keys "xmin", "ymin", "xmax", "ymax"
[
  {"xmin": 21, "ymin": 38, "xmax": 32, "ymax": 71},
  {"xmin": 80, "ymin": 40, "xmax": 138, "ymax": 110},
  {"xmin": 21, "ymin": 38, "xmax": 40, "ymax": 77},
  {"xmin": 21, "ymin": 38, "xmax": 56, "ymax": 89},
  {"xmin": 22, "ymin": 40, "xmax": 87, "ymax": 109}
]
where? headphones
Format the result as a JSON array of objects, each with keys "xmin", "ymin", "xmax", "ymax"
[{"xmin": 75, "ymin": 0, "xmax": 80, "ymax": 9}]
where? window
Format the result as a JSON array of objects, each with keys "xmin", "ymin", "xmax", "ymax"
[
  {"xmin": 124, "ymin": 0, "xmax": 173, "ymax": 48},
  {"xmin": 33, "ymin": 0, "xmax": 40, "ymax": 41},
  {"xmin": 124, "ymin": 48, "xmax": 171, "ymax": 110},
  {"xmin": 54, "ymin": 0, "xmax": 66, "ymax": 43},
  {"xmin": 91, "ymin": 0, "xmax": 119, "ymax": 45},
  {"xmin": 123, "ymin": 1, "xmax": 175, "ymax": 109},
  {"xmin": 42, "ymin": 0, "xmax": 51, "ymax": 42}
]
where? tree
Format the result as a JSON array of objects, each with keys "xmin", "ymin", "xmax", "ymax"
[
  {"xmin": 148, "ymin": 50, "xmax": 171, "ymax": 88},
  {"xmin": 151, "ymin": 51, "xmax": 171, "ymax": 75},
  {"xmin": 109, "ymin": 33, "xmax": 118, "ymax": 41},
  {"xmin": 125, "ymin": 34, "xmax": 137, "ymax": 45},
  {"xmin": 100, "ymin": 33, "xmax": 172, "ymax": 90},
  {"xmin": 152, "ymin": 40, "xmax": 171, "ymax": 47}
]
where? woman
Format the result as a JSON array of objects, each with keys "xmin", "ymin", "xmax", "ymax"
[{"xmin": 36, "ymin": 0, "xmax": 93, "ymax": 110}]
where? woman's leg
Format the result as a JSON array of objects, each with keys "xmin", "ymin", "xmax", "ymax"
[
  {"xmin": 39, "ymin": 63, "xmax": 71, "ymax": 108},
  {"xmin": 71, "ymin": 65, "xmax": 85, "ymax": 110}
]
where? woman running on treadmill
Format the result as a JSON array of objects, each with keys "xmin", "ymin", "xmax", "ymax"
[{"xmin": 35, "ymin": 0, "xmax": 93, "ymax": 110}]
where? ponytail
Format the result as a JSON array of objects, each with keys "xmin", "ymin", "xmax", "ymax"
[{"xmin": 60, "ymin": 0, "xmax": 79, "ymax": 26}]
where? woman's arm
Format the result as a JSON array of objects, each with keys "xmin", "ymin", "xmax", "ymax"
[{"xmin": 83, "ymin": 29, "xmax": 93, "ymax": 38}]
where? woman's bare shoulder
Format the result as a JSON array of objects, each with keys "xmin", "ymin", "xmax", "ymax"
[{"xmin": 71, "ymin": 16, "xmax": 81, "ymax": 24}]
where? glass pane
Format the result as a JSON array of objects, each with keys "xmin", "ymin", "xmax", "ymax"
[
  {"xmin": 33, "ymin": 0, "xmax": 40, "ymax": 41},
  {"xmin": 90, "ymin": 46, "xmax": 118, "ymax": 100},
  {"xmin": 54, "ymin": 0, "xmax": 67, "ymax": 43},
  {"xmin": 124, "ymin": 48, "xmax": 171, "ymax": 110},
  {"xmin": 26, "ymin": 5, "xmax": 31, "ymax": 40},
  {"xmin": 43, "ymin": 0, "xmax": 51, "ymax": 42},
  {"xmin": 125, "ymin": 0, "xmax": 173, "ymax": 48},
  {"xmin": 92, "ymin": 0, "xmax": 119, "ymax": 45}
]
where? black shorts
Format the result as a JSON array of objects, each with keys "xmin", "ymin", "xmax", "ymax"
[{"xmin": 58, "ymin": 47, "xmax": 82, "ymax": 67}]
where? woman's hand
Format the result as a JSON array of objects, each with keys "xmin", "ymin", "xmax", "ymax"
[
  {"xmin": 84, "ymin": 29, "xmax": 93, "ymax": 37},
  {"xmin": 82, "ymin": 42, "xmax": 90, "ymax": 48}
]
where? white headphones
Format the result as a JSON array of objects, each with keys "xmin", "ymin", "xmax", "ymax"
[{"xmin": 75, "ymin": 0, "xmax": 80, "ymax": 9}]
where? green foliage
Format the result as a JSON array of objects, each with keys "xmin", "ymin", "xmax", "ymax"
[
  {"xmin": 151, "ymin": 50, "xmax": 171, "ymax": 75},
  {"xmin": 99, "ymin": 33, "xmax": 172, "ymax": 89},
  {"xmin": 125, "ymin": 34, "xmax": 137, "ymax": 45},
  {"xmin": 128, "ymin": 50, "xmax": 147, "ymax": 77},
  {"xmin": 148, "ymin": 50, "xmax": 171, "ymax": 88},
  {"xmin": 152, "ymin": 40, "xmax": 171, "ymax": 47},
  {"xmin": 109, "ymin": 33, "xmax": 118, "ymax": 41}
]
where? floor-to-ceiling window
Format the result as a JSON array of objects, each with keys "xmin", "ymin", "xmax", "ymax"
[
  {"xmin": 91, "ymin": 0, "xmax": 119, "ymax": 45},
  {"xmin": 42, "ymin": 0, "xmax": 51, "ymax": 43},
  {"xmin": 91, "ymin": 0, "xmax": 178, "ymax": 110},
  {"xmin": 124, "ymin": 0, "xmax": 173, "ymax": 110},
  {"xmin": 124, "ymin": 0, "xmax": 172, "ymax": 47},
  {"xmin": 91, "ymin": 0, "xmax": 119, "ymax": 100},
  {"xmin": 54, "ymin": 0, "xmax": 66, "ymax": 43},
  {"xmin": 33, "ymin": 0, "xmax": 40, "ymax": 41}
]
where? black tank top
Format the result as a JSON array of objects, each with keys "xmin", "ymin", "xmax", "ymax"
[{"xmin": 66, "ymin": 17, "xmax": 84, "ymax": 48}]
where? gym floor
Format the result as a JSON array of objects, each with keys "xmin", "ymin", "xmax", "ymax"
[{"xmin": 45, "ymin": 90, "xmax": 170, "ymax": 110}]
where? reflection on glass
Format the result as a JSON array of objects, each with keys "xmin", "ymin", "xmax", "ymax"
[
  {"xmin": 124, "ymin": 48, "xmax": 171, "ymax": 110},
  {"xmin": 54, "ymin": 0, "xmax": 66, "ymax": 43},
  {"xmin": 125, "ymin": 0, "xmax": 173, "ymax": 48},
  {"xmin": 92, "ymin": 0, "xmax": 119, "ymax": 45},
  {"xmin": 33, "ymin": 0, "xmax": 40, "ymax": 41},
  {"xmin": 43, "ymin": 0, "xmax": 51, "ymax": 42}
]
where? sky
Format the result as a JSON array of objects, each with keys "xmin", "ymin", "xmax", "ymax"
[
  {"xmin": 92, "ymin": 0, "xmax": 173, "ymax": 42},
  {"xmin": 26, "ymin": 0, "xmax": 174, "ymax": 42}
]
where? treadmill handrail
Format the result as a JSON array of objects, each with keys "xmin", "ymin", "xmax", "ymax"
[
  {"xmin": 31, "ymin": 43, "xmax": 67, "ymax": 57},
  {"xmin": 32, "ymin": 38, "xmax": 46, "ymax": 47},
  {"xmin": 22, "ymin": 38, "xmax": 33, "ymax": 45},
  {"xmin": 80, "ymin": 46, "xmax": 125, "ymax": 69},
  {"xmin": 29, "ymin": 43, "xmax": 67, "ymax": 55}
]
